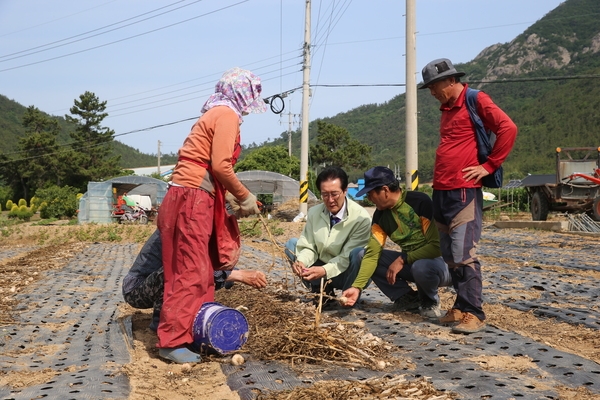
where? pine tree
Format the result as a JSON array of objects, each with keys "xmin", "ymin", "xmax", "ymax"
[{"xmin": 64, "ymin": 91, "xmax": 122, "ymax": 191}]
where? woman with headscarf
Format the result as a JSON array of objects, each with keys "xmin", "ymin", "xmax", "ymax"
[{"xmin": 156, "ymin": 67, "xmax": 266, "ymax": 363}]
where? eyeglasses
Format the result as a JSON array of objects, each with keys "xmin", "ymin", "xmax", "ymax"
[{"xmin": 321, "ymin": 191, "xmax": 342, "ymax": 200}]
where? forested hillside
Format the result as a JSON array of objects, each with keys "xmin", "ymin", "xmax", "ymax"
[{"xmin": 264, "ymin": 0, "xmax": 600, "ymax": 182}]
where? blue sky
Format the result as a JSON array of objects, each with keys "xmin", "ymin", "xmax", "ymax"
[{"xmin": 0, "ymin": 0, "xmax": 564, "ymax": 161}]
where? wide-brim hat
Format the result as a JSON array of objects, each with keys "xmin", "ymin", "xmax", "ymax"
[
  {"xmin": 355, "ymin": 166, "xmax": 398, "ymax": 197},
  {"xmin": 419, "ymin": 58, "xmax": 465, "ymax": 89}
]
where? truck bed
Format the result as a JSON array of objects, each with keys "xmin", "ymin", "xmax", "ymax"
[{"xmin": 520, "ymin": 174, "xmax": 556, "ymax": 187}]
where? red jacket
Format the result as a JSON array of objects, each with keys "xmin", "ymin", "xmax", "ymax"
[{"xmin": 433, "ymin": 84, "xmax": 517, "ymax": 190}]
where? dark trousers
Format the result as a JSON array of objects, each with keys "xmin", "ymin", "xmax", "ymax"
[
  {"xmin": 432, "ymin": 188, "xmax": 485, "ymax": 320},
  {"xmin": 349, "ymin": 248, "xmax": 451, "ymax": 304}
]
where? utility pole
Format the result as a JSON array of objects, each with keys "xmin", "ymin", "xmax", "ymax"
[
  {"xmin": 157, "ymin": 140, "xmax": 161, "ymax": 175},
  {"xmin": 285, "ymin": 108, "xmax": 298, "ymax": 157},
  {"xmin": 288, "ymin": 110, "xmax": 293, "ymax": 156},
  {"xmin": 299, "ymin": 0, "xmax": 311, "ymax": 215},
  {"xmin": 405, "ymin": 0, "xmax": 418, "ymax": 191}
]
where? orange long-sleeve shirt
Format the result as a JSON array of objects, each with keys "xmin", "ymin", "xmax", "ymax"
[{"xmin": 171, "ymin": 106, "xmax": 249, "ymax": 200}]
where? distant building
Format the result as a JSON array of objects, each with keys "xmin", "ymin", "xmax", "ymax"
[{"xmin": 127, "ymin": 165, "xmax": 176, "ymax": 178}]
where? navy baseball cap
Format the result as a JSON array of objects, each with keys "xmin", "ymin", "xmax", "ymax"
[{"xmin": 356, "ymin": 166, "xmax": 399, "ymax": 197}]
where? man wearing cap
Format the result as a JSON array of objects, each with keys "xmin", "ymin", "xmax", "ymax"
[
  {"xmin": 341, "ymin": 167, "xmax": 451, "ymax": 319},
  {"xmin": 285, "ymin": 166, "xmax": 371, "ymax": 308},
  {"xmin": 420, "ymin": 58, "xmax": 517, "ymax": 333}
]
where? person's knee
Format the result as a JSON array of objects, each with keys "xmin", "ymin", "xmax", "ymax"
[
  {"xmin": 349, "ymin": 247, "xmax": 365, "ymax": 263},
  {"xmin": 412, "ymin": 259, "xmax": 446, "ymax": 285},
  {"xmin": 284, "ymin": 238, "xmax": 298, "ymax": 262}
]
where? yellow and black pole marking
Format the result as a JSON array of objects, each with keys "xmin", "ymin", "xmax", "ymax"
[
  {"xmin": 299, "ymin": 177, "xmax": 309, "ymax": 204},
  {"xmin": 409, "ymin": 170, "xmax": 418, "ymax": 191}
]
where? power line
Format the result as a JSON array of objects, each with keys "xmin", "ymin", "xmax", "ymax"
[
  {"xmin": 106, "ymin": 69, "xmax": 302, "ymax": 118},
  {"xmin": 0, "ymin": 0, "xmax": 120, "ymax": 39},
  {"xmin": 0, "ymin": 0, "xmax": 194, "ymax": 61},
  {"xmin": 106, "ymin": 57, "xmax": 302, "ymax": 112},
  {"xmin": 4, "ymin": 72, "xmax": 600, "ymax": 164},
  {"xmin": 0, "ymin": 1, "xmax": 249, "ymax": 73}
]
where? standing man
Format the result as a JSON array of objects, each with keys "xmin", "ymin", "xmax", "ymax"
[
  {"xmin": 285, "ymin": 166, "xmax": 371, "ymax": 307},
  {"xmin": 341, "ymin": 167, "xmax": 451, "ymax": 319},
  {"xmin": 420, "ymin": 58, "xmax": 517, "ymax": 333}
]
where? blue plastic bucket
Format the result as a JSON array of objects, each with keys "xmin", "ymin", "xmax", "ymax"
[{"xmin": 192, "ymin": 301, "xmax": 249, "ymax": 355}]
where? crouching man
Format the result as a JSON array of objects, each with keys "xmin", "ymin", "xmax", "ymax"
[
  {"xmin": 285, "ymin": 166, "xmax": 371, "ymax": 308},
  {"xmin": 342, "ymin": 166, "xmax": 451, "ymax": 318}
]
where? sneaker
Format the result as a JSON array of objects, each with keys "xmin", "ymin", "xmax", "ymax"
[
  {"xmin": 452, "ymin": 312, "xmax": 486, "ymax": 334},
  {"xmin": 158, "ymin": 347, "xmax": 202, "ymax": 363},
  {"xmin": 419, "ymin": 302, "xmax": 442, "ymax": 319},
  {"xmin": 439, "ymin": 308, "xmax": 463, "ymax": 324},
  {"xmin": 392, "ymin": 291, "xmax": 420, "ymax": 312}
]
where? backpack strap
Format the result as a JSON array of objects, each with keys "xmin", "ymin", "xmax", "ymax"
[
  {"xmin": 465, "ymin": 87, "xmax": 504, "ymax": 188},
  {"xmin": 465, "ymin": 87, "xmax": 493, "ymax": 163}
]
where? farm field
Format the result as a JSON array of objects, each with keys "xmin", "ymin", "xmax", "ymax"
[{"xmin": 0, "ymin": 216, "xmax": 599, "ymax": 399}]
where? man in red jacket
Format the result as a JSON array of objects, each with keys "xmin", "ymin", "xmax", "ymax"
[{"xmin": 420, "ymin": 58, "xmax": 517, "ymax": 334}]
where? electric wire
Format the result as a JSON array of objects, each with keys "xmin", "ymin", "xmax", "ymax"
[
  {"xmin": 107, "ymin": 69, "xmax": 301, "ymax": 118},
  {"xmin": 0, "ymin": 0, "xmax": 194, "ymax": 61},
  {"xmin": 0, "ymin": 0, "xmax": 120, "ymax": 39},
  {"xmin": 106, "ymin": 59, "xmax": 301, "ymax": 114},
  {"xmin": 0, "ymin": 1, "xmax": 249, "ymax": 73},
  {"xmin": 3, "ymin": 73, "xmax": 599, "ymax": 164}
]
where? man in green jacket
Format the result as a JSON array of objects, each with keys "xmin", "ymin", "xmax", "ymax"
[
  {"xmin": 342, "ymin": 166, "xmax": 451, "ymax": 318},
  {"xmin": 285, "ymin": 166, "xmax": 371, "ymax": 307}
]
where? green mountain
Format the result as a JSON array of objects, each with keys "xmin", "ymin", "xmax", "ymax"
[{"xmin": 264, "ymin": 0, "xmax": 600, "ymax": 182}]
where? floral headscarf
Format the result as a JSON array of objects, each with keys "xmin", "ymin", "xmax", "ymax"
[{"xmin": 201, "ymin": 67, "xmax": 267, "ymax": 123}]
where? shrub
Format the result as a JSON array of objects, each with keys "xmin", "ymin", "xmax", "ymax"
[
  {"xmin": 30, "ymin": 196, "xmax": 42, "ymax": 214},
  {"xmin": 35, "ymin": 185, "xmax": 79, "ymax": 219},
  {"xmin": 6, "ymin": 200, "xmax": 14, "ymax": 211},
  {"xmin": 0, "ymin": 187, "xmax": 12, "ymax": 211},
  {"xmin": 8, "ymin": 204, "xmax": 19, "ymax": 219},
  {"xmin": 18, "ymin": 199, "xmax": 27, "ymax": 207},
  {"xmin": 17, "ymin": 205, "xmax": 34, "ymax": 221}
]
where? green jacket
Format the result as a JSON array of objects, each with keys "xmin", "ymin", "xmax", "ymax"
[
  {"xmin": 352, "ymin": 190, "xmax": 441, "ymax": 289},
  {"xmin": 296, "ymin": 197, "xmax": 371, "ymax": 279}
]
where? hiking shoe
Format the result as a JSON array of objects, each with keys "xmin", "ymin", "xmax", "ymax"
[
  {"xmin": 392, "ymin": 291, "xmax": 420, "ymax": 312},
  {"xmin": 452, "ymin": 312, "xmax": 486, "ymax": 334},
  {"xmin": 439, "ymin": 308, "xmax": 463, "ymax": 324},
  {"xmin": 419, "ymin": 302, "xmax": 442, "ymax": 319}
]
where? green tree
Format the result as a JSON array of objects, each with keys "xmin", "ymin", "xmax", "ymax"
[
  {"xmin": 20, "ymin": 106, "xmax": 69, "ymax": 189},
  {"xmin": 0, "ymin": 156, "xmax": 25, "ymax": 201},
  {"xmin": 64, "ymin": 92, "xmax": 122, "ymax": 191},
  {"xmin": 0, "ymin": 106, "xmax": 69, "ymax": 201},
  {"xmin": 310, "ymin": 121, "xmax": 371, "ymax": 172},
  {"xmin": 235, "ymin": 145, "xmax": 300, "ymax": 179}
]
